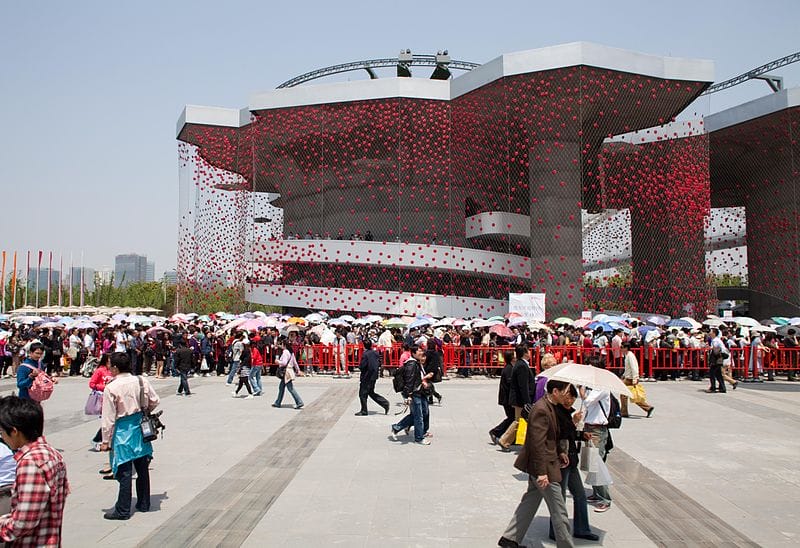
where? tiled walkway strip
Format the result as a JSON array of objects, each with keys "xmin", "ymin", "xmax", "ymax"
[
  {"xmin": 139, "ymin": 385, "xmax": 353, "ymax": 547},
  {"xmin": 608, "ymin": 448, "xmax": 759, "ymax": 547}
]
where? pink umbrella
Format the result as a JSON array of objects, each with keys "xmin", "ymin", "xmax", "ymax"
[
  {"xmin": 490, "ymin": 324, "xmax": 514, "ymax": 338},
  {"xmin": 146, "ymin": 326, "xmax": 171, "ymax": 337},
  {"xmin": 573, "ymin": 318, "xmax": 593, "ymax": 328},
  {"xmin": 238, "ymin": 318, "xmax": 267, "ymax": 332}
]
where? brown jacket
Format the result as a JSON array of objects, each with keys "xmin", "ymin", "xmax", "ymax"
[{"xmin": 514, "ymin": 397, "xmax": 564, "ymax": 483}]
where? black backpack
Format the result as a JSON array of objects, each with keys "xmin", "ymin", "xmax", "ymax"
[
  {"xmin": 600, "ymin": 396, "xmax": 623, "ymax": 429},
  {"xmin": 392, "ymin": 364, "xmax": 407, "ymax": 393}
]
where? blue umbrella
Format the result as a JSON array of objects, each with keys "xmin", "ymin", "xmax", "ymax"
[
  {"xmin": 587, "ymin": 321, "xmax": 614, "ymax": 332},
  {"xmin": 666, "ymin": 319, "xmax": 693, "ymax": 328},
  {"xmin": 408, "ymin": 317, "xmax": 433, "ymax": 330},
  {"xmin": 638, "ymin": 325, "xmax": 660, "ymax": 335},
  {"xmin": 646, "ymin": 315, "xmax": 668, "ymax": 326}
]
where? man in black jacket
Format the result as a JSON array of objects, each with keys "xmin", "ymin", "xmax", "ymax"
[
  {"xmin": 390, "ymin": 345, "xmax": 433, "ymax": 445},
  {"xmin": 173, "ymin": 342, "xmax": 193, "ymax": 396},
  {"xmin": 489, "ymin": 348, "xmax": 516, "ymax": 444},
  {"xmin": 499, "ymin": 345, "xmax": 533, "ymax": 449},
  {"xmin": 355, "ymin": 339, "xmax": 389, "ymax": 415}
]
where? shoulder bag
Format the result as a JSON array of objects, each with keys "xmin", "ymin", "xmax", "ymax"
[{"xmin": 138, "ymin": 376, "xmax": 163, "ymax": 442}]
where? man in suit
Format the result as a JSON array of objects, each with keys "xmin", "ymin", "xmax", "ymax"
[
  {"xmin": 498, "ymin": 345, "xmax": 534, "ymax": 449},
  {"xmin": 499, "ymin": 379, "xmax": 575, "ymax": 548},
  {"xmin": 489, "ymin": 349, "xmax": 516, "ymax": 444},
  {"xmin": 355, "ymin": 339, "xmax": 389, "ymax": 415}
]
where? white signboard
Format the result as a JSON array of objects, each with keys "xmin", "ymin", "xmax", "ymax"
[
  {"xmin": 581, "ymin": 310, "xmax": 593, "ymax": 320},
  {"xmin": 722, "ymin": 310, "xmax": 733, "ymax": 318},
  {"xmin": 509, "ymin": 293, "xmax": 546, "ymax": 322}
]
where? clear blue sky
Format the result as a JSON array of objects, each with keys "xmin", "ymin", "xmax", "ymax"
[{"xmin": 2, "ymin": 0, "xmax": 799, "ymax": 278}]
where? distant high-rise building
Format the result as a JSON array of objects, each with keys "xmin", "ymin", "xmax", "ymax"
[
  {"xmin": 68, "ymin": 267, "xmax": 96, "ymax": 292},
  {"xmin": 26, "ymin": 268, "xmax": 60, "ymax": 291},
  {"xmin": 146, "ymin": 261, "xmax": 155, "ymax": 282},
  {"xmin": 97, "ymin": 267, "xmax": 113, "ymax": 285},
  {"xmin": 114, "ymin": 254, "xmax": 148, "ymax": 287},
  {"xmin": 163, "ymin": 269, "xmax": 178, "ymax": 285}
]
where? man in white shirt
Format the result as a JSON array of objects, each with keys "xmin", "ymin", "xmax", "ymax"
[
  {"xmin": 582, "ymin": 387, "xmax": 612, "ymax": 512},
  {"xmin": 610, "ymin": 329, "xmax": 623, "ymax": 368},
  {"xmin": 114, "ymin": 328, "xmax": 129, "ymax": 353},
  {"xmin": 621, "ymin": 342, "xmax": 655, "ymax": 417}
]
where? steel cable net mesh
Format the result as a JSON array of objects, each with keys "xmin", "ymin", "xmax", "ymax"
[
  {"xmin": 710, "ymin": 106, "xmax": 800, "ymax": 310},
  {"xmin": 177, "ymin": 125, "xmax": 251, "ymax": 311},
  {"xmin": 177, "ymin": 65, "xmax": 718, "ymax": 317}
]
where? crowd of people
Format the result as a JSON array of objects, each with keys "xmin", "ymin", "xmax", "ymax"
[{"xmin": 0, "ymin": 309, "xmax": 798, "ymax": 544}]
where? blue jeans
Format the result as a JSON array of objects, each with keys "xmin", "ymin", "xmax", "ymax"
[
  {"xmin": 176, "ymin": 370, "xmax": 191, "ymax": 395},
  {"xmin": 274, "ymin": 379, "xmax": 303, "ymax": 406},
  {"xmin": 226, "ymin": 361, "xmax": 240, "ymax": 384},
  {"xmin": 249, "ymin": 366, "xmax": 263, "ymax": 394},
  {"xmin": 393, "ymin": 394, "xmax": 429, "ymax": 442}
]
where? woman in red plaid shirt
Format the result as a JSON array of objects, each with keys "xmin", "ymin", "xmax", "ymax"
[{"xmin": 0, "ymin": 396, "xmax": 69, "ymax": 547}]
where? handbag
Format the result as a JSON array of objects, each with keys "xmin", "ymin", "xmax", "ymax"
[
  {"xmin": 579, "ymin": 442, "xmax": 601, "ymax": 473},
  {"xmin": 200, "ymin": 356, "xmax": 209, "ymax": 372},
  {"xmin": 21, "ymin": 364, "xmax": 55, "ymax": 402},
  {"xmin": 84, "ymin": 390, "xmax": 103, "ymax": 415},
  {"xmin": 137, "ymin": 376, "xmax": 161, "ymax": 442},
  {"xmin": 67, "ymin": 347, "xmax": 79, "ymax": 360},
  {"xmin": 285, "ymin": 354, "xmax": 298, "ymax": 382}
]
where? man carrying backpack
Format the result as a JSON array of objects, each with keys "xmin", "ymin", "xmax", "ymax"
[
  {"xmin": 390, "ymin": 345, "xmax": 433, "ymax": 445},
  {"xmin": 355, "ymin": 340, "xmax": 389, "ymax": 416}
]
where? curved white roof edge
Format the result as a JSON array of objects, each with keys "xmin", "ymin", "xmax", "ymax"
[
  {"xmin": 706, "ymin": 87, "xmax": 800, "ymax": 133},
  {"xmin": 451, "ymin": 42, "xmax": 714, "ymax": 99},
  {"xmin": 176, "ymin": 105, "xmax": 251, "ymax": 138},
  {"xmin": 249, "ymin": 77, "xmax": 450, "ymax": 111}
]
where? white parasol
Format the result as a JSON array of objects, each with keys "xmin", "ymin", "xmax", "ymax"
[{"xmin": 539, "ymin": 363, "xmax": 629, "ymax": 397}]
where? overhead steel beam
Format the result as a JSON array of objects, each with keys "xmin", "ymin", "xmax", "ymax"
[
  {"xmin": 278, "ymin": 54, "xmax": 480, "ymax": 88},
  {"xmin": 702, "ymin": 51, "xmax": 800, "ymax": 95}
]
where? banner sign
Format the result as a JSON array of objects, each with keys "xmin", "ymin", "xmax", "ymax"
[{"xmin": 508, "ymin": 293, "xmax": 546, "ymax": 321}]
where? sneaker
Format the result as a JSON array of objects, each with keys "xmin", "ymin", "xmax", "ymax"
[
  {"xmin": 245, "ymin": 395, "xmax": 254, "ymax": 399},
  {"xmin": 175, "ymin": 392, "xmax": 183, "ymax": 396},
  {"xmin": 225, "ymin": 382, "xmax": 232, "ymax": 386},
  {"xmin": 489, "ymin": 433, "xmax": 498, "ymax": 445},
  {"xmin": 416, "ymin": 438, "xmax": 431, "ymax": 445},
  {"xmin": 390, "ymin": 427, "xmax": 400, "ymax": 441},
  {"xmin": 271, "ymin": 403, "xmax": 281, "ymax": 408},
  {"xmin": 646, "ymin": 407, "xmax": 655, "ymax": 418},
  {"xmin": 231, "ymin": 393, "xmax": 239, "ymax": 398},
  {"xmin": 593, "ymin": 502, "xmax": 610, "ymax": 513},
  {"xmin": 586, "ymin": 494, "xmax": 601, "ymax": 503},
  {"xmin": 295, "ymin": 403, "xmax": 304, "ymax": 409},
  {"xmin": 424, "ymin": 432, "xmax": 433, "ymax": 438}
]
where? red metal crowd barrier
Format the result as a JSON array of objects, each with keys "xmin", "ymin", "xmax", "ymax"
[{"xmin": 289, "ymin": 342, "xmax": 800, "ymax": 379}]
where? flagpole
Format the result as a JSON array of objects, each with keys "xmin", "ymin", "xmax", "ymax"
[
  {"xmin": 11, "ymin": 252, "xmax": 17, "ymax": 310},
  {"xmin": 58, "ymin": 254, "xmax": 63, "ymax": 307},
  {"xmin": 79, "ymin": 250, "xmax": 85, "ymax": 308},
  {"xmin": 1, "ymin": 251, "xmax": 6, "ymax": 314},
  {"xmin": 68, "ymin": 253, "xmax": 74, "ymax": 307},
  {"xmin": 36, "ymin": 251, "xmax": 42, "ymax": 309},
  {"xmin": 47, "ymin": 251, "xmax": 52, "ymax": 307},
  {"xmin": 24, "ymin": 251, "xmax": 29, "ymax": 307}
]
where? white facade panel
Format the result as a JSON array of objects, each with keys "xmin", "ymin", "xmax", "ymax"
[{"xmin": 247, "ymin": 284, "xmax": 507, "ymax": 317}]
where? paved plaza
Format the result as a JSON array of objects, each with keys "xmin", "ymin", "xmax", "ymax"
[{"xmin": 2, "ymin": 373, "xmax": 799, "ymax": 547}]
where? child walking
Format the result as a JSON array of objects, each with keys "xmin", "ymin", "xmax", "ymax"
[{"xmin": 232, "ymin": 340, "xmax": 254, "ymax": 399}]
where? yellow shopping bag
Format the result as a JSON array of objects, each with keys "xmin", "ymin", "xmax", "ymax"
[
  {"xmin": 628, "ymin": 383, "xmax": 647, "ymax": 405},
  {"xmin": 515, "ymin": 417, "xmax": 528, "ymax": 445}
]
